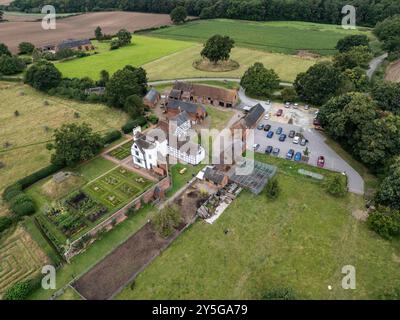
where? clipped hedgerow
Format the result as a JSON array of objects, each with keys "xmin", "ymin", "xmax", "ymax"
[
  {"xmin": 11, "ymin": 200, "xmax": 36, "ymax": 217},
  {"xmin": 103, "ymin": 130, "xmax": 122, "ymax": 145},
  {"xmin": 17, "ymin": 163, "xmax": 64, "ymax": 189},
  {"xmin": 0, "ymin": 216, "xmax": 13, "ymax": 233},
  {"xmin": 121, "ymin": 116, "xmax": 147, "ymax": 134}
]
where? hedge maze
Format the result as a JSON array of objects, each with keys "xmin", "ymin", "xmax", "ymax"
[{"xmin": 0, "ymin": 227, "xmax": 48, "ymax": 297}]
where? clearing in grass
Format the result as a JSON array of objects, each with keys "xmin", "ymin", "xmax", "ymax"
[
  {"xmin": 56, "ymin": 36, "xmax": 195, "ymax": 80},
  {"xmin": 147, "ymin": 19, "xmax": 372, "ymax": 55},
  {"xmin": 115, "ymin": 154, "xmax": 400, "ymax": 300}
]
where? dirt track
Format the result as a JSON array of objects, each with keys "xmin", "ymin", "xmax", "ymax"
[
  {"xmin": 0, "ymin": 11, "xmax": 174, "ymax": 53},
  {"xmin": 385, "ymin": 59, "xmax": 400, "ymax": 83}
]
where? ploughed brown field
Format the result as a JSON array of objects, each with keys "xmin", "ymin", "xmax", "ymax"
[
  {"xmin": 0, "ymin": 0, "xmax": 12, "ymax": 5},
  {"xmin": 385, "ymin": 59, "xmax": 400, "ymax": 83},
  {"xmin": 0, "ymin": 11, "xmax": 175, "ymax": 53}
]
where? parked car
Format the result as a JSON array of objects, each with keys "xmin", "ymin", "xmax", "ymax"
[
  {"xmin": 285, "ymin": 102, "xmax": 291, "ymax": 108},
  {"xmin": 279, "ymin": 134, "xmax": 287, "ymax": 142},
  {"xmin": 272, "ymin": 147, "xmax": 280, "ymax": 156},
  {"xmin": 300, "ymin": 138, "xmax": 307, "ymax": 146},
  {"xmin": 294, "ymin": 152, "xmax": 302, "ymax": 162},
  {"xmin": 265, "ymin": 146, "xmax": 273, "ymax": 154},
  {"xmin": 264, "ymin": 114, "xmax": 270, "ymax": 120},
  {"xmin": 293, "ymin": 103, "xmax": 299, "ymax": 109},
  {"xmin": 286, "ymin": 149, "xmax": 295, "ymax": 160},
  {"xmin": 276, "ymin": 109, "xmax": 283, "ymax": 116},
  {"xmin": 276, "ymin": 127, "xmax": 283, "ymax": 134},
  {"xmin": 289, "ymin": 130, "xmax": 296, "ymax": 138},
  {"xmin": 267, "ymin": 131, "xmax": 274, "ymax": 138},
  {"xmin": 264, "ymin": 124, "xmax": 271, "ymax": 131},
  {"xmin": 304, "ymin": 104, "xmax": 310, "ymax": 110},
  {"xmin": 253, "ymin": 144, "xmax": 260, "ymax": 151},
  {"xmin": 293, "ymin": 136, "xmax": 300, "ymax": 144},
  {"xmin": 265, "ymin": 100, "xmax": 271, "ymax": 105},
  {"xmin": 257, "ymin": 124, "xmax": 264, "ymax": 130},
  {"xmin": 313, "ymin": 118, "xmax": 321, "ymax": 126},
  {"xmin": 317, "ymin": 156, "xmax": 325, "ymax": 168}
]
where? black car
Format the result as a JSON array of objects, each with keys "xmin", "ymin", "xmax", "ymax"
[
  {"xmin": 263, "ymin": 124, "xmax": 271, "ymax": 131},
  {"xmin": 279, "ymin": 134, "xmax": 287, "ymax": 142},
  {"xmin": 265, "ymin": 146, "xmax": 273, "ymax": 154},
  {"xmin": 289, "ymin": 130, "xmax": 296, "ymax": 138}
]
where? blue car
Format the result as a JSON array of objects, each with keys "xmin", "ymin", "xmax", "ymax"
[
  {"xmin": 279, "ymin": 134, "xmax": 287, "ymax": 142},
  {"xmin": 267, "ymin": 131, "xmax": 274, "ymax": 138},
  {"xmin": 276, "ymin": 127, "xmax": 283, "ymax": 135},
  {"xmin": 286, "ymin": 149, "xmax": 295, "ymax": 160},
  {"xmin": 294, "ymin": 152, "xmax": 302, "ymax": 162}
]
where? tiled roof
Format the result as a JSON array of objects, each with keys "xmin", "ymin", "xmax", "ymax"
[
  {"xmin": 57, "ymin": 39, "xmax": 91, "ymax": 50},
  {"xmin": 166, "ymin": 99, "xmax": 206, "ymax": 114},
  {"xmin": 144, "ymin": 88, "xmax": 160, "ymax": 103},
  {"xmin": 171, "ymin": 111, "xmax": 190, "ymax": 127},
  {"xmin": 244, "ymin": 103, "xmax": 264, "ymax": 128}
]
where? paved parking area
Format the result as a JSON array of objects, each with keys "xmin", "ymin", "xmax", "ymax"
[{"xmin": 252, "ymin": 119, "xmax": 364, "ymax": 195}]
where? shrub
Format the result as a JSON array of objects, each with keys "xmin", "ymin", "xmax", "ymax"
[
  {"xmin": 103, "ymin": 130, "xmax": 122, "ymax": 145},
  {"xmin": 0, "ymin": 55, "xmax": 26, "ymax": 75},
  {"xmin": 3, "ymin": 280, "xmax": 33, "ymax": 300},
  {"xmin": 2, "ymin": 183, "xmax": 22, "ymax": 202},
  {"xmin": 152, "ymin": 205, "xmax": 181, "ymax": 238},
  {"xmin": 324, "ymin": 175, "xmax": 347, "ymax": 197},
  {"xmin": 121, "ymin": 116, "xmax": 147, "ymax": 134},
  {"xmin": 0, "ymin": 216, "xmax": 13, "ymax": 233},
  {"xmin": 11, "ymin": 199, "xmax": 36, "ymax": 217},
  {"xmin": 265, "ymin": 177, "xmax": 280, "ymax": 200},
  {"xmin": 147, "ymin": 114, "xmax": 159, "ymax": 124},
  {"xmin": 18, "ymin": 42, "xmax": 35, "ymax": 55},
  {"xmin": 110, "ymin": 39, "xmax": 121, "ymax": 50},
  {"xmin": 367, "ymin": 207, "xmax": 400, "ymax": 239},
  {"xmin": 281, "ymin": 87, "xmax": 298, "ymax": 102},
  {"xmin": 262, "ymin": 287, "xmax": 296, "ymax": 300}
]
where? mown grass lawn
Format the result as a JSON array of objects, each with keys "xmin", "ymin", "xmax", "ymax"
[
  {"xmin": 56, "ymin": 36, "xmax": 195, "ymax": 79},
  {"xmin": 116, "ymin": 154, "xmax": 400, "ymax": 300},
  {"xmin": 143, "ymin": 44, "xmax": 323, "ymax": 83},
  {"xmin": 148, "ymin": 19, "xmax": 372, "ymax": 55}
]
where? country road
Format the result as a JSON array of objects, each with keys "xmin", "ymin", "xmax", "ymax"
[{"xmin": 367, "ymin": 53, "xmax": 388, "ymax": 79}]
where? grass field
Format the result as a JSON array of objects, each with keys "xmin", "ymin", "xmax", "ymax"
[
  {"xmin": 116, "ymin": 155, "xmax": 400, "ymax": 300},
  {"xmin": 0, "ymin": 82, "xmax": 128, "ymax": 199},
  {"xmin": 143, "ymin": 45, "xmax": 323, "ymax": 82},
  {"xmin": 147, "ymin": 19, "xmax": 371, "ymax": 55},
  {"xmin": 56, "ymin": 36, "xmax": 195, "ymax": 79}
]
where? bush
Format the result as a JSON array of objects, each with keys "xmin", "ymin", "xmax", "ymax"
[
  {"xmin": 110, "ymin": 39, "xmax": 121, "ymax": 50},
  {"xmin": 3, "ymin": 280, "xmax": 34, "ymax": 300},
  {"xmin": 18, "ymin": 42, "xmax": 35, "ymax": 55},
  {"xmin": 265, "ymin": 177, "xmax": 280, "ymax": 199},
  {"xmin": 262, "ymin": 287, "xmax": 296, "ymax": 300},
  {"xmin": 152, "ymin": 205, "xmax": 181, "ymax": 238},
  {"xmin": 121, "ymin": 116, "xmax": 147, "ymax": 134},
  {"xmin": 0, "ymin": 55, "xmax": 26, "ymax": 75},
  {"xmin": 0, "ymin": 216, "xmax": 13, "ymax": 233},
  {"xmin": 147, "ymin": 114, "xmax": 159, "ymax": 124},
  {"xmin": 103, "ymin": 130, "xmax": 122, "ymax": 145},
  {"xmin": 2, "ymin": 183, "xmax": 22, "ymax": 202},
  {"xmin": 367, "ymin": 207, "xmax": 400, "ymax": 239},
  {"xmin": 324, "ymin": 175, "xmax": 347, "ymax": 197},
  {"xmin": 11, "ymin": 199, "xmax": 36, "ymax": 217},
  {"xmin": 280, "ymin": 87, "xmax": 298, "ymax": 102}
]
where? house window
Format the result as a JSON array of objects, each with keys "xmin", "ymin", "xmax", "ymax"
[
  {"xmin": 136, "ymin": 159, "xmax": 141, "ymax": 164},
  {"xmin": 135, "ymin": 151, "xmax": 139, "ymax": 156},
  {"xmin": 148, "ymin": 155, "xmax": 152, "ymax": 159}
]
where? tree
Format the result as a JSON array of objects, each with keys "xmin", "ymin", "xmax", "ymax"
[
  {"xmin": 3, "ymin": 281, "xmax": 33, "ymax": 300},
  {"xmin": 105, "ymin": 65, "xmax": 147, "ymax": 108},
  {"xmin": 97, "ymin": 69, "xmax": 110, "ymax": 87},
  {"xmin": 0, "ymin": 43, "xmax": 11, "ymax": 57},
  {"xmin": 152, "ymin": 205, "xmax": 181, "ymax": 238},
  {"xmin": 170, "ymin": 6, "xmax": 187, "ymax": 24},
  {"xmin": 0, "ymin": 10, "xmax": 4, "ymax": 22},
  {"xmin": 200, "ymin": 35, "xmax": 235, "ymax": 64},
  {"xmin": 116, "ymin": 29, "xmax": 132, "ymax": 46},
  {"xmin": 374, "ymin": 15, "xmax": 400, "ymax": 53},
  {"xmin": 333, "ymin": 46, "xmax": 373, "ymax": 71},
  {"xmin": 24, "ymin": 60, "xmax": 62, "ymax": 91},
  {"xmin": 18, "ymin": 42, "xmax": 35, "ymax": 55},
  {"xmin": 342, "ymin": 67, "xmax": 370, "ymax": 92},
  {"xmin": 47, "ymin": 123, "xmax": 103, "ymax": 167},
  {"xmin": 280, "ymin": 87, "xmax": 297, "ymax": 102},
  {"xmin": 240, "ymin": 62, "xmax": 280, "ymax": 97},
  {"xmin": 124, "ymin": 94, "xmax": 145, "ymax": 118},
  {"xmin": 294, "ymin": 62, "xmax": 343, "ymax": 105},
  {"xmin": 375, "ymin": 158, "xmax": 400, "ymax": 210},
  {"xmin": 324, "ymin": 175, "xmax": 347, "ymax": 197},
  {"xmin": 265, "ymin": 177, "xmax": 280, "ymax": 200},
  {"xmin": 0, "ymin": 55, "xmax": 26, "ymax": 75},
  {"xmin": 95, "ymin": 26, "xmax": 103, "ymax": 40},
  {"xmin": 335, "ymin": 35, "xmax": 370, "ymax": 52},
  {"xmin": 371, "ymin": 81, "xmax": 400, "ymax": 114},
  {"xmin": 367, "ymin": 207, "xmax": 400, "ymax": 239}
]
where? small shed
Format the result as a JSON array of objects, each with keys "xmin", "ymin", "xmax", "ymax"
[{"xmin": 143, "ymin": 88, "xmax": 161, "ymax": 108}]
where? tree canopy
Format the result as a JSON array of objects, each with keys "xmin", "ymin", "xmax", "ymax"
[
  {"xmin": 240, "ymin": 62, "xmax": 280, "ymax": 97},
  {"xmin": 18, "ymin": 42, "xmax": 35, "ymax": 55},
  {"xmin": 201, "ymin": 35, "xmax": 235, "ymax": 64},
  {"xmin": 374, "ymin": 15, "xmax": 400, "ymax": 52},
  {"xmin": 335, "ymin": 35, "xmax": 370, "ymax": 53},
  {"xmin": 0, "ymin": 43, "xmax": 11, "ymax": 57},
  {"xmin": 170, "ymin": 6, "xmax": 187, "ymax": 24},
  {"xmin": 0, "ymin": 55, "xmax": 26, "ymax": 75},
  {"xmin": 24, "ymin": 60, "xmax": 62, "ymax": 91}
]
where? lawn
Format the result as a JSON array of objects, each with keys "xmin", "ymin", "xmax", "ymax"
[
  {"xmin": 148, "ymin": 19, "xmax": 372, "ymax": 55},
  {"xmin": 143, "ymin": 44, "xmax": 323, "ymax": 83},
  {"xmin": 56, "ymin": 36, "xmax": 195, "ymax": 79},
  {"xmin": 115, "ymin": 154, "xmax": 400, "ymax": 300},
  {"xmin": 0, "ymin": 82, "xmax": 128, "ymax": 195}
]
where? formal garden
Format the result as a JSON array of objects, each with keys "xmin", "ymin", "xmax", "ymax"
[{"xmin": 107, "ymin": 141, "xmax": 133, "ymax": 160}]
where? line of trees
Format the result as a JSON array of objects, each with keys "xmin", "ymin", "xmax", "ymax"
[{"xmin": 6, "ymin": 0, "xmax": 400, "ymax": 27}]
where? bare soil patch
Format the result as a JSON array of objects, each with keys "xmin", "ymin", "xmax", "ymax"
[
  {"xmin": 296, "ymin": 50, "xmax": 321, "ymax": 59},
  {"xmin": 385, "ymin": 59, "xmax": 400, "ymax": 83},
  {"xmin": 0, "ymin": 0, "xmax": 12, "ymax": 5},
  {"xmin": 0, "ymin": 11, "xmax": 174, "ymax": 53},
  {"xmin": 72, "ymin": 223, "xmax": 172, "ymax": 300},
  {"xmin": 193, "ymin": 59, "xmax": 240, "ymax": 72}
]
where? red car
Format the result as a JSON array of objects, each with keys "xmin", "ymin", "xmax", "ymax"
[
  {"xmin": 313, "ymin": 118, "xmax": 321, "ymax": 126},
  {"xmin": 276, "ymin": 109, "xmax": 283, "ymax": 116},
  {"xmin": 317, "ymin": 156, "xmax": 325, "ymax": 168}
]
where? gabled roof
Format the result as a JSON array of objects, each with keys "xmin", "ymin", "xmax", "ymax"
[
  {"xmin": 166, "ymin": 99, "xmax": 206, "ymax": 114},
  {"xmin": 169, "ymin": 89, "xmax": 182, "ymax": 99},
  {"xmin": 244, "ymin": 103, "xmax": 264, "ymax": 128},
  {"xmin": 144, "ymin": 88, "xmax": 160, "ymax": 103},
  {"xmin": 204, "ymin": 167, "xmax": 226, "ymax": 185},
  {"xmin": 172, "ymin": 81, "xmax": 237, "ymax": 103},
  {"xmin": 57, "ymin": 39, "xmax": 91, "ymax": 50},
  {"xmin": 171, "ymin": 111, "xmax": 190, "ymax": 127}
]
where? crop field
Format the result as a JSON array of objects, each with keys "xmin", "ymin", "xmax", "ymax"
[
  {"xmin": 0, "ymin": 226, "xmax": 49, "ymax": 298},
  {"xmin": 0, "ymin": 11, "xmax": 177, "ymax": 53},
  {"xmin": 116, "ymin": 155, "xmax": 400, "ymax": 300},
  {"xmin": 0, "ymin": 82, "xmax": 128, "ymax": 196},
  {"xmin": 143, "ymin": 44, "xmax": 322, "ymax": 82},
  {"xmin": 56, "ymin": 36, "xmax": 195, "ymax": 79},
  {"xmin": 148, "ymin": 19, "xmax": 371, "ymax": 55},
  {"xmin": 3, "ymin": 11, "xmax": 80, "ymax": 22},
  {"xmin": 107, "ymin": 141, "xmax": 133, "ymax": 160}
]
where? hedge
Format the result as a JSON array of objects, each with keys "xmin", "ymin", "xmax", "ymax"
[
  {"xmin": 17, "ymin": 163, "xmax": 64, "ymax": 189},
  {"xmin": 103, "ymin": 130, "xmax": 122, "ymax": 145},
  {"xmin": 2, "ymin": 278, "xmax": 40, "ymax": 300},
  {"xmin": 2, "ymin": 183, "xmax": 22, "ymax": 202},
  {"xmin": 0, "ymin": 216, "xmax": 13, "ymax": 233},
  {"xmin": 121, "ymin": 116, "xmax": 147, "ymax": 134}
]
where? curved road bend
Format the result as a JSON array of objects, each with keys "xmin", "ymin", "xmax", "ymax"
[{"xmin": 367, "ymin": 53, "xmax": 388, "ymax": 79}]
